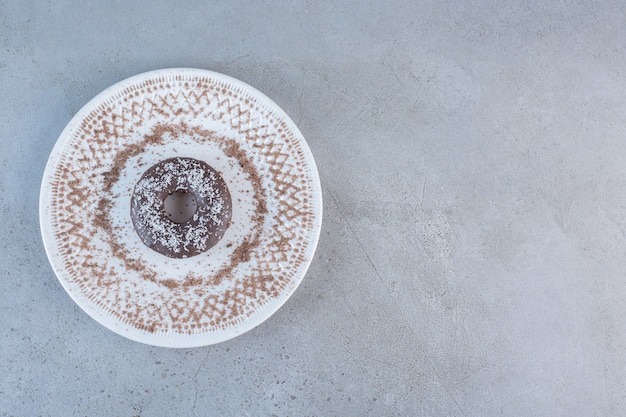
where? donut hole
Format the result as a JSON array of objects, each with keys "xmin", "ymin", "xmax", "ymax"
[{"xmin": 164, "ymin": 189, "xmax": 197, "ymax": 223}]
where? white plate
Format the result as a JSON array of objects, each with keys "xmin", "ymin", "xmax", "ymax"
[{"xmin": 39, "ymin": 68, "xmax": 322, "ymax": 347}]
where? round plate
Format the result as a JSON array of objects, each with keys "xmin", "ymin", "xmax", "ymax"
[{"xmin": 39, "ymin": 68, "xmax": 322, "ymax": 347}]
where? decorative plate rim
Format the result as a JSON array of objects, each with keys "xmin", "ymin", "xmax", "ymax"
[{"xmin": 39, "ymin": 68, "xmax": 322, "ymax": 347}]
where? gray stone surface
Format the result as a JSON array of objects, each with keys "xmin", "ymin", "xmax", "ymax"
[{"xmin": 2, "ymin": 0, "xmax": 626, "ymax": 415}]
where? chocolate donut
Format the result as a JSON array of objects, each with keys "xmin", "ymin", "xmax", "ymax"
[{"xmin": 131, "ymin": 157, "xmax": 232, "ymax": 258}]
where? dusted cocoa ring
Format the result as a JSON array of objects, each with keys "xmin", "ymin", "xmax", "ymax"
[{"xmin": 131, "ymin": 157, "xmax": 232, "ymax": 258}]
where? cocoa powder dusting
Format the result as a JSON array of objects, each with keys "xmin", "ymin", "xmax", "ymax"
[
  {"xmin": 50, "ymin": 78, "xmax": 314, "ymax": 336},
  {"xmin": 96, "ymin": 122, "xmax": 268, "ymax": 293}
]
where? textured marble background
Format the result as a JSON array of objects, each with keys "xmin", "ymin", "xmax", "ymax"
[{"xmin": 2, "ymin": 1, "xmax": 626, "ymax": 415}]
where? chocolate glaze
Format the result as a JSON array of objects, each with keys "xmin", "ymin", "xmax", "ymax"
[{"xmin": 131, "ymin": 157, "xmax": 232, "ymax": 258}]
